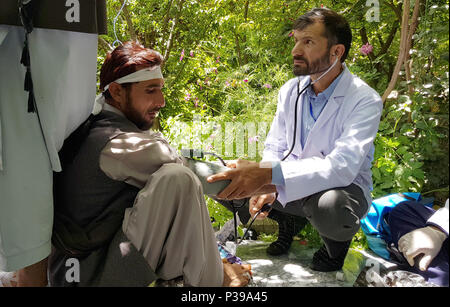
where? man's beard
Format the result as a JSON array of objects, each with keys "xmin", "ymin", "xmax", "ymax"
[
  {"xmin": 293, "ymin": 48, "xmax": 332, "ymax": 77},
  {"xmin": 124, "ymin": 90, "xmax": 154, "ymax": 131}
]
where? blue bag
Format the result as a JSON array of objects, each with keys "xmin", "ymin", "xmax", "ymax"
[{"xmin": 360, "ymin": 193, "xmax": 433, "ymax": 260}]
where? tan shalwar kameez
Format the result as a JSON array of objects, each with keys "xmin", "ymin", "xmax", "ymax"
[{"xmin": 98, "ymin": 104, "xmax": 223, "ymax": 287}]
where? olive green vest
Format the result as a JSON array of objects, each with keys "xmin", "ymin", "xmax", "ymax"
[{"xmin": 53, "ymin": 110, "xmax": 141, "ymax": 256}]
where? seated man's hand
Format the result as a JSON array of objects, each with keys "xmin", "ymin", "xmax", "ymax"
[
  {"xmin": 249, "ymin": 193, "xmax": 276, "ymax": 220},
  {"xmin": 207, "ymin": 159, "xmax": 272, "ymax": 200},
  {"xmin": 398, "ymin": 226, "xmax": 447, "ymax": 271}
]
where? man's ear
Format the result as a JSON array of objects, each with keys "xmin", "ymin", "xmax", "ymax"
[
  {"xmin": 331, "ymin": 44, "xmax": 345, "ymax": 59},
  {"xmin": 108, "ymin": 82, "xmax": 124, "ymax": 103}
]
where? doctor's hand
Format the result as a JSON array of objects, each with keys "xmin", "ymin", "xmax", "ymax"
[
  {"xmin": 398, "ymin": 226, "xmax": 447, "ymax": 271},
  {"xmin": 249, "ymin": 193, "xmax": 276, "ymax": 220},
  {"xmin": 226, "ymin": 159, "xmax": 252, "ymax": 169},
  {"xmin": 206, "ymin": 159, "xmax": 272, "ymax": 200}
]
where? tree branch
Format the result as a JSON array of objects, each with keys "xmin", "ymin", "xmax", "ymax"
[
  {"xmin": 385, "ymin": 0, "xmax": 402, "ymax": 21},
  {"xmin": 234, "ymin": 28, "xmax": 243, "ymax": 66},
  {"xmin": 162, "ymin": 0, "xmax": 175, "ymax": 32},
  {"xmin": 382, "ymin": 0, "xmax": 411, "ymax": 103},
  {"xmin": 244, "ymin": 0, "xmax": 249, "ymax": 22},
  {"xmin": 162, "ymin": 0, "xmax": 185, "ymax": 68},
  {"xmin": 404, "ymin": 0, "xmax": 421, "ymax": 114},
  {"xmin": 98, "ymin": 36, "xmax": 112, "ymax": 52},
  {"xmin": 379, "ymin": 21, "xmax": 399, "ymax": 55},
  {"xmin": 119, "ymin": 0, "xmax": 137, "ymax": 41}
]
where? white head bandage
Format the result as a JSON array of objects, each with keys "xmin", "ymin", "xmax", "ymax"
[{"xmin": 92, "ymin": 66, "xmax": 164, "ymax": 115}]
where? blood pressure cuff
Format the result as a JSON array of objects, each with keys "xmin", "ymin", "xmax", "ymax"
[
  {"xmin": 0, "ymin": 0, "xmax": 107, "ymax": 35},
  {"xmin": 184, "ymin": 158, "xmax": 231, "ymax": 197}
]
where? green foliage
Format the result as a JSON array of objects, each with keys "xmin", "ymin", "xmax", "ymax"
[
  {"xmin": 371, "ymin": 1, "xmax": 449, "ymax": 200},
  {"xmin": 296, "ymin": 223, "xmax": 322, "ymax": 248},
  {"xmin": 206, "ymin": 196, "xmax": 233, "ymax": 230},
  {"xmin": 99, "ymin": 0, "xmax": 449, "ymax": 245}
]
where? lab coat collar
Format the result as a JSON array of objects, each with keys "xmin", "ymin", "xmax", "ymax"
[
  {"xmin": 296, "ymin": 63, "xmax": 349, "ymax": 97},
  {"xmin": 303, "ymin": 64, "xmax": 352, "ymax": 148},
  {"xmin": 291, "ymin": 64, "xmax": 352, "ymax": 153},
  {"xmin": 329, "ymin": 63, "xmax": 351, "ymax": 99}
]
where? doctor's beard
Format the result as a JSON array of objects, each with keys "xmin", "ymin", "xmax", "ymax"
[{"xmin": 293, "ymin": 48, "xmax": 332, "ymax": 77}]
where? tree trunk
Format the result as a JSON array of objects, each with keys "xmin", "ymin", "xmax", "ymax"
[
  {"xmin": 234, "ymin": 29, "xmax": 243, "ymax": 66},
  {"xmin": 162, "ymin": 0, "xmax": 185, "ymax": 68},
  {"xmin": 382, "ymin": 0, "xmax": 411, "ymax": 102},
  {"xmin": 382, "ymin": 0, "xmax": 421, "ymax": 103}
]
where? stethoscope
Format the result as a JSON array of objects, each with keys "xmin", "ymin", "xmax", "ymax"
[{"xmin": 236, "ymin": 54, "xmax": 341, "ymax": 243}]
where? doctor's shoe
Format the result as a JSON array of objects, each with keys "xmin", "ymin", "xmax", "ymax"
[
  {"xmin": 266, "ymin": 210, "xmax": 308, "ymax": 256},
  {"xmin": 310, "ymin": 240, "xmax": 351, "ymax": 272}
]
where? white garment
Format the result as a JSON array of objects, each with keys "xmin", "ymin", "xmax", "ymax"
[
  {"xmin": 427, "ymin": 199, "xmax": 449, "ymax": 236},
  {"xmin": 0, "ymin": 27, "xmax": 9, "ymax": 170},
  {"xmin": 0, "ymin": 25, "xmax": 97, "ymax": 271},
  {"xmin": 263, "ymin": 65, "xmax": 383, "ymax": 214}
]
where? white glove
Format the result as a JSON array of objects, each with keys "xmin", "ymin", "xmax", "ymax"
[{"xmin": 398, "ymin": 226, "xmax": 447, "ymax": 271}]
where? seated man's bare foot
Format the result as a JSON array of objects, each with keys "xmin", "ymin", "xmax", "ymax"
[{"xmin": 222, "ymin": 261, "xmax": 252, "ymax": 287}]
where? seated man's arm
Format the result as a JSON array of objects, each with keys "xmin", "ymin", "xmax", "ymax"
[{"xmin": 99, "ymin": 131, "xmax": 184, "ymax": 188}]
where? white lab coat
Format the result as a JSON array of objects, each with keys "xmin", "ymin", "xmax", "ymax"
[{"xmin": 263, "ymin": 65, "xmax": 383, "ymax": 214}]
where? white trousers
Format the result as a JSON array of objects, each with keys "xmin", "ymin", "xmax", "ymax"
[
  {"xmin": 122, "ymin": 163, "xmax": 223, "ymax": 287},
  {"xmin": 0, "ymin": 25, "xmax": 97, "ymax": 271}
]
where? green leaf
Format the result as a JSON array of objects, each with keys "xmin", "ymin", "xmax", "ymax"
[
  {"xmin": 409, "ymin": 161, "xmax": 424, "ymax": 169},
  {"xmin": 412, "ymin": 169, "xmax": 425, "ymax": 180},
  {"xmin": 416, "ymin": 122, "xmax": 427, "ymax": 130},
  {"xmin": 379, "ymin": 179, "xmax": 394, "ymax": 189},
  {"xmin": 372, "ymin": 167, "xmax": 381, "ymax": 180}
]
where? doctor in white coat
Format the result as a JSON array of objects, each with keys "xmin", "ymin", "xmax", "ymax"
[{"xmin": 208, "ymin": 8, "xmax": 383, "ymax": 272}]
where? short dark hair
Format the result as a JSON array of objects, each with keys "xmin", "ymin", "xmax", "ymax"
[
  {"xmin": 293, "ymin": 8, "xmax": 352, "ymax": 62},
  {"xmin": 100, "ymin": 41, "xmax": 164, "ymax": 97}
]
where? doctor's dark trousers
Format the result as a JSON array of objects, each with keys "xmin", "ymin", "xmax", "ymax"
[{"xmin": 220, "ymin": 183, "xmax": 368, "ymax": 257}]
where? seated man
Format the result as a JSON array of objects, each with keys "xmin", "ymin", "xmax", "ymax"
[
  {"xmin": 387, "ymin": 199, "xmax": 449, "ymax": 287},
  {"xmin": 208, "ymin": 8, "xmax": 383, "ymax": 272},
  {"xmin": 50, "ymin": 41, "xmax": 250, "ymax": 287}
]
